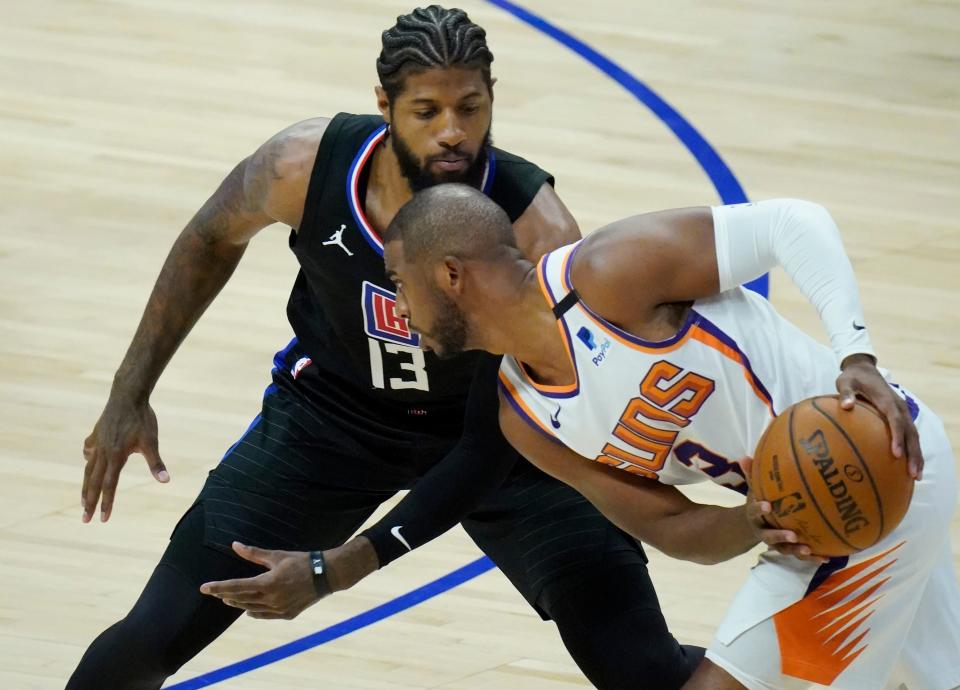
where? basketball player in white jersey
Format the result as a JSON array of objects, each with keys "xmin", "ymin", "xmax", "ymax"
[{"xmin": 381, "ymin": 184, "xmax": 960, "ymax": 690}]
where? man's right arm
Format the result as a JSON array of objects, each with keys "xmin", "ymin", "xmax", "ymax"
[
  {"xmin": 497, "ymin": 394, "xmax": 816, "ymax": 565},
  {"xmin": 82, "ymin": 118, "xmax": 329, "ymax": 523}
]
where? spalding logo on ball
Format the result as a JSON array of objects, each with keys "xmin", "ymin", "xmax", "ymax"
[{"xmin": 751, "ymin": 396, "xmax": 914, "ymax": 557}]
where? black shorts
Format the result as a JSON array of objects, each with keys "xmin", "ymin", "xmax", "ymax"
[{"xmin": 189, "ymin": 346, "xmax": 646, "ymax": 617}]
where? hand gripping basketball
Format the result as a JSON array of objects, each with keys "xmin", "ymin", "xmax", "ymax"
[
  {"xmin": 741, "ymin": 457, "xmax": 828, "ymax": 563},
  {"xmin": 750, "ymin": 395, "xmax": 915, "ymax": 557},
  {"xmin": 836, "ymin": 353, "xmax": 923, "ymax": 480}
]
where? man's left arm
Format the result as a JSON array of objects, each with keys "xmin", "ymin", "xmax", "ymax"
[{"xmin": 584, "ymin": 200, "xmax": 922, "ymax": 478}]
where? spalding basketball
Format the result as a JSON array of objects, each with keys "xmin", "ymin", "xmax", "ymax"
[{"xmin": 751, "ymin": 395, "xmax": 914, "ymax": 557}]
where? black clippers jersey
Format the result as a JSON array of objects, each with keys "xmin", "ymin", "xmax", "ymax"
[{"xmin": 286, "ymin": 113, "xmax": 552, "ymax": 428}]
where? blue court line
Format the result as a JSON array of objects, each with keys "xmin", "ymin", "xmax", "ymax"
[
  {"xmin": 168, "ymin": 4, "xmax": 761, "ymax": 687},
  {"xmin": 487, "ymin": 0, "xmax": 768, "ymax": 297},
  {"xmin": 166, "ymin": 556, "xmax": 496, "ymax": 688}
]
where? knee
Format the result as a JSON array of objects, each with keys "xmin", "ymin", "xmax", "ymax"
[
  {"xmin": 542, "ymin": 565, "xmax": 699, "ymax": 689},
  {"xmin": 66, "ymin": 616, "xmax": 171, "ymax": 690}
]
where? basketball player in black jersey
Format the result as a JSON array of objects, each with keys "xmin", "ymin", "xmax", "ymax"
[{"xmin": 68, "ymin": 7, "xmax": 702, "ymax": 689}]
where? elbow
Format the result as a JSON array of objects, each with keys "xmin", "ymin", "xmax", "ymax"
[
  {"xmin": 687, "ymin": 552, "xmax": 727, "ymax": 566},
  {"xmin": 778, "ymin": 199, "xmax": 837, "ymax": 233}
]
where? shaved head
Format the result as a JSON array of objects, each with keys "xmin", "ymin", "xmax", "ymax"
[
  {"xmin": 384, "ymin": 183, "xmax": 516, "ymax": 264},
  {"xmin": 383, "ymin": 184, "xmax": 520, "ymax": 359}
]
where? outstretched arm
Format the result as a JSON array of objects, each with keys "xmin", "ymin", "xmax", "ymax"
[{"xmin": 83, "ymin": 118, "xmax": 328, "ymax": 522}]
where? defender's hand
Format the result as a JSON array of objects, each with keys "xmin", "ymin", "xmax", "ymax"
[
  {"xmin": 82, "ymin": 395, "xmax": 169, "ymax": 523},
  {"xmin": 201, "ymin": 544, "xmax": 319, "ymax": 620},
  {"xmin": 200, "ymin": 538, "xmax": 380, "ymax": 620},
  {"xmin": 837, "ymin": 354, "xmax": 923, "ymax": 480},
  {"xmin": 740, "ymin": 457, "xmax": 827, "ymax": 564}
]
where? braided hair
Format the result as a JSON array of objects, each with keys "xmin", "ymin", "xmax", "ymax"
[{"xmin": 377, "ymin": 6, "xmax": 494, "ymax": 101}]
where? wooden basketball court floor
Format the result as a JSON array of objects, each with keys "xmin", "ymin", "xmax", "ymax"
[{"xmin": 1, "ymin": 1, "xmax": 957, "ymax": 687}]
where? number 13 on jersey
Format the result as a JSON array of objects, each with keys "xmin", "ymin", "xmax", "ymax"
[{"xmin": 362, "ymin": 281, "xmax": 430, "ymax": 391}]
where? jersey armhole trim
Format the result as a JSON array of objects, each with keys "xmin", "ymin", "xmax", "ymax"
[{"xmin": 498, "ymin": 371, "xmax": 562, "ymax": 443}]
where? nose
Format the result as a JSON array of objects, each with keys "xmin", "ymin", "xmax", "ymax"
[
  {"xmin": 436, "ymin": 109, "xmax": 466, "ymax": 149},
  {"xmin": 395, "ymin": 293, "xmax": 410, "ymax": 321}
]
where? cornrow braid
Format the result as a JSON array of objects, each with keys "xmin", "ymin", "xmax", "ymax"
[{"xmin": 377, "ymin": 5, "xmax": 494, "ymax": 100}]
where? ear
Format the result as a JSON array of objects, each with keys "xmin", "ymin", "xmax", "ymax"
[
  {"xmin": 435, "ymin": 256, "xmax": 465, "ymax": 295},
  {"xmin": 375, "ymin": 85, "xmax": 390, "ymax": 123}
]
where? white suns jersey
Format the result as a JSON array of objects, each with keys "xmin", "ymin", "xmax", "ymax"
[{"xmin": 499, "ymin": 240, "xmax": 843, "ymax": 495}]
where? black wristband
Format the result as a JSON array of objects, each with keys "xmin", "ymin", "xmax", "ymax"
[{"xmin": 309, "ymin": 550, "xmax": 332, "ymax": 597}]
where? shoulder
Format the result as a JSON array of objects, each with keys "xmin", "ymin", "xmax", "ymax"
[
  {"xmin": 489, "ymin": 147, "xmax": 579, "ymax": 259},
  {"xmin": 569, "ymin": 207, "xmax": 714, "ymax": 325},
  {"xmin": 245, "ymin": 117, "xmax": 332, "ymax": 227},
  {"xmin": 567, "ymin": 214, "xmax": 664, "ymax": 326},
  {"xmin": 488, "ymin": 147, "xmax": 553, "ymax": 219},
  {"xmin": 491, "ymin": 146, "xmax": 554, "ymax": 190},
  {"xmin": 512, "ymin": 183, "xmax": 580, "ymax": 260},
  {"xmin": 250, "ymin": 117, "xmax": 332, "ymax": 191}
]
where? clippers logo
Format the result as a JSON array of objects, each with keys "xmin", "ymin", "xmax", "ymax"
[
  {"xmin": 361, "ymin": 281, "xmax": 420, "ymax": 347},
  {"xmin": 576, "ymin": 326, "xmax": 611, "ymax": 366}
]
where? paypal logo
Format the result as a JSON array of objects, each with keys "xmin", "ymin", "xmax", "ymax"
[
  {"xmin": 577, "ymin": 327, "xmax": 597, "ymax": 350},
  {"xmin": 591, "ymin": 339, "xmax": 612, "ymax": 366},
  {"xmin": 577, "ymin": 326, "xmax": 612, "ymax": 366}
]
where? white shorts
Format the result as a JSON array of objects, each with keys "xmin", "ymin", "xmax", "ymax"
[{"xmin": 707, "ymin": 397, "xmax": 960, "ymax": 690}]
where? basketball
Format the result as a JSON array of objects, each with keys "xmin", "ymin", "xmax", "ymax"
[{"xmin": 751, "ymin": 395, "xmax": 914, "ymax": 557}]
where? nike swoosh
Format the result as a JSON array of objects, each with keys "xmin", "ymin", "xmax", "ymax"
[
  {"xmin": 852, "ymin": 321, "xmax": 866, "ymax": 331},
  {"xmin": 550, "ymin": 407, "xmax": 562, "ymax": 429},
  {"xmin": 390, "ymin": 525, "xmax": 412, "ymax": 551}
]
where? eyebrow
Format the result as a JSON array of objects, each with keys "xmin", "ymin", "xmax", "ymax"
[{"xmin": 408, "ymin": 92, "xmax": 483, "ymax": 106}]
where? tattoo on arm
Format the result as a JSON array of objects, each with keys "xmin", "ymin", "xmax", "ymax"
[
  {"xmin": 192, "ymin": 134, "xmax": 285, "ymax": 246},
  {"xmin": 112, "ymin": 135, "xmax": 289, "ymax": 397}
]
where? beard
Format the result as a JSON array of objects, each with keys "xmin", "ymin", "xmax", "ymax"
[
  {"xmin": 421, "ymin": 291, "xmax": 469, "ymax": 360},
  {"xmin": 391, "ymin": 125, "xmax": 492, "ymax": 193}
]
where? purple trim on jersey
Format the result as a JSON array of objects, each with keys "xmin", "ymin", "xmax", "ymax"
[
  {"xmin": 532, "ymin": 312, "xmax": 582, "ymax": 400},
  {"xmin": 346, "ymin": 127, "xmax": 495, "ymax": 258},
  {"xmin": 538, "ymin": 246, "xmax": 562, "ymax": 306},
  {"xmin": 497, "ymin": 379, "xmax": 563, "ymax": 444},
  {"xmin": 805, "ymin": 556, "xmax": 849, "ymax": 596},
  {"xmin": 692, "ymin": 311, "xmax": 776, "ymax": 414},
  {"xmin": 561, "ymin": 240, "xmax": 584, "ymax": 293},
  {"xmin": 560, "ymin": 239, "xmax": 700, "ymax": 349},
  {"xmin": 580, "ymin": 299, "xmax": 699, "ymax": 349},
  {"xmin": 890, "ymin": 383, "xmax": 920, "ymax": 421},
  {"xmin": 527, "ymin": 250, "xmax": 582, "ymax": 399}
]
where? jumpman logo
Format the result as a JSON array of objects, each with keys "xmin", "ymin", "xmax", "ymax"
[{"xmin": 322, "ymin": 224, "xmax": 354, "ymax": 256}]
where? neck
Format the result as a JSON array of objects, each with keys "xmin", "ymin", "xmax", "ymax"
[
  {"xmin": 366, "ymin": 137, "xmax": 414, "ymax": 228},
  {"xmin": 474, "ymin": 263, "xmax": 575, "ymax": 386}
]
